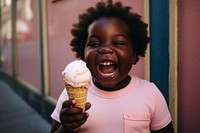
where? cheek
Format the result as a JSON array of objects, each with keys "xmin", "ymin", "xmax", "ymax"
[
  {"xmin": 84, "ymin": 48, "xmax": 95, "ymax": 61},
  {"xmin": 119, "ymin": 48, "xmax": 133, "ymax": 61},
  {"xmin": 118, "ymin": 49, "xmax": 134, "ymax": 70},
  {"xmin": 84, "ymin": 49, "xmax": 97, "ymax": 70}
]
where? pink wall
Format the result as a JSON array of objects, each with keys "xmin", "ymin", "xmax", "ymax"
[
  {"xmin": 178, "ymin": 0, "xmax": 200, "ymax": 132},
  {"xmin": 16, "ymin": 0, "xmax": 41, "ymax": 89},
  {"xmin": 47, "ymin": 0, "xmax": 145, "ymax": 99}
]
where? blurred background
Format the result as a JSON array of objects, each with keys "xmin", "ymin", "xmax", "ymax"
[{"xmin": 0, "ymin": 0, "xmax": 200, "ymax": 133}]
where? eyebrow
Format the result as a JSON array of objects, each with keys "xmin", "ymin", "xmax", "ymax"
[{"xmin": 114, "ymin": 34, "xmax": 129, "ymax": 39}]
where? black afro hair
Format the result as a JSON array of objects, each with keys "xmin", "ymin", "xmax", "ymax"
[{"xmin": 70, "ymin": 0, "xmax": 150, "ymax": 60}]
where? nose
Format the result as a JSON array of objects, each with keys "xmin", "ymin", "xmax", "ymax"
[{"xmin": 98, "ymin": 44, "xmax": 114, "ymax": 54}]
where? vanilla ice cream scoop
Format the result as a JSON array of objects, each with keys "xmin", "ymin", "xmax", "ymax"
[{"xmin": 62, "ymin": 60, "xmax": 92, "ymax": 88}]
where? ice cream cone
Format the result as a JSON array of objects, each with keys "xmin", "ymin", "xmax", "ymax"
[
  {"xmin": 62, "ymin": 60, "xmax": 91, "ymax": 112},
  {"xmin": 64, "ymin": 79, "xmax": 88, "ymax": 112}
]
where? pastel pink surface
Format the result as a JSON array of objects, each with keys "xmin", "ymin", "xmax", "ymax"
[{"xmin": 51, "ymin": 75, "xmax": 171, "ymax": 132}]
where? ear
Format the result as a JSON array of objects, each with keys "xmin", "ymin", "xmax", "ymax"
[{"xmin": 132, "ymin": 55, "xmax": 139, "ymax": 65}]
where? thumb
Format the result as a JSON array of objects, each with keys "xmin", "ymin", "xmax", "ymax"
[{"xmin": 85, "ymin": 102, "xmax": 91, "ymax": 111}]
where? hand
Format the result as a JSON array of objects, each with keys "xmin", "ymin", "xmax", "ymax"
[{"xmin": 60, "ymin": 99, "xmax": 91, "ymax": 132}]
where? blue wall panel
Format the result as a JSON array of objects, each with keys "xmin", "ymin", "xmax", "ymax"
[{"xmin": 150, "ymin": 0, "xmax": 169, "ymax": 103}]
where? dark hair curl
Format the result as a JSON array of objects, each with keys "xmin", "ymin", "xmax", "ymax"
[{"xmin": 70, "ymin": 0, "xmax": 150, "ymax": 60}]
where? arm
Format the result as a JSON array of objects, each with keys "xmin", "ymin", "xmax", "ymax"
[
  {"xmin": 50, "ymin": 119, "xmax": 61, "ymax": 133},
  {"xmin": 50, "ymin": 119, "xmax": 76, "ymax": 133},
  {"xmin": 151, "ymin": 122, "xmax": 174, "ymax": 133}
]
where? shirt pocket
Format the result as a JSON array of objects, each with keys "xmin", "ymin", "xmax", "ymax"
[{"xmin": 123, "ymin": 113, "xmax": 151, "ymax": 133}]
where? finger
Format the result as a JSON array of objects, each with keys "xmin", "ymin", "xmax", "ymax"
[
  {"xmin": 62, "ymin": 99, "xmax": 75, "ymax": 109},
  {"xmin": 85, "ymin": 102, "xmax": 91, "ymax": 111},
  {"xmin": 61, "ymin": 112, "xmax": 89, "ymax": 123},
  {"xmin": 61, "ymin": 106, "xmax": 83, "ymax": 116},
  {"xmin": 76, "ymin": 119, "xmax": 87, "ymax": 126},
  {"xmin": 63, "ymin": 119, "xmax": 86, "ymax": 131},
  {"xmin": 61, "ymin": 113, "xmax": 89, "ymax": 131}
]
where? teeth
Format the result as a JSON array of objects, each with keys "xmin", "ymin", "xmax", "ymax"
[
  {"xmin": 100, "ymin": 71, "xmax": 115, "ymax": 77},
  {"xmin": 100, "ymin": 62, "xmax": 114, "ymax": 66},
  {"xmin": 98, "ymin": 62, "xmax": 116, "ymax": 77}
]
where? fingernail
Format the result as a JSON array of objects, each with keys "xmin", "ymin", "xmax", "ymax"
[{"xmin": 72, "ymin": 99, "xmax": 76, "ymax": 104}]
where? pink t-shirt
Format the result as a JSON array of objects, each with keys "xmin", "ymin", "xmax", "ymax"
[{"xmin": 51, "ymin": 75, "xmax": 171, "ymax": 133}]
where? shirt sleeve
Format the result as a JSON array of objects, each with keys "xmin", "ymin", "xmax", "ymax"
[
  {"xmin": 51, "ymin": 89, "xmax": 68, "ymax": 123},
  {"xmin": 150, "ymin": 84, "xmax": 172, "ymax": 130}
]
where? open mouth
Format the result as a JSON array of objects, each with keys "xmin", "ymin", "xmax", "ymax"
[{"xmin": 97, "ymin": 62, "xmax": 118, "ymax": 78}]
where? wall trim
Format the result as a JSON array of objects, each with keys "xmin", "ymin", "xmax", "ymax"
[
  {"xmin": 17, "ymin": 77, "xmax": 41, "ymax": 95},
  {"xmin": 169, "ymin": 0, "xmax": 178, "ymax": 132},
  {"xmin": 144, "ymin": 0, "xmax": 150, "ymax": 81},
  {"xmin": 38, "ymin": 0, "xmax": 49, "ymax": 97}
]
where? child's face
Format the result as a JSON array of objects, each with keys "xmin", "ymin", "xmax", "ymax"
[{"xmin": 84, "ymin": 17, "xmax": 135, "ymax": 90}]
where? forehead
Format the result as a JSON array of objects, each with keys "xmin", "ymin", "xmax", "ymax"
[{"xmin": 88, "ymin": 17, "xmax": 129, "ymax": 35}]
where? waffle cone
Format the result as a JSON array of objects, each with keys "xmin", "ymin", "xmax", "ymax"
[{"xmin": 63, "ymin": 79, "xmax": 88, "ymax": 112}]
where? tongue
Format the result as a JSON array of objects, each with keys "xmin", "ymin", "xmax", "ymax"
[{"xmin": 99, "ymin": 65, "xmax": 115, "ymax": 74}]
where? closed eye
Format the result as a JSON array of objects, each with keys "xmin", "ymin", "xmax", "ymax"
[
  {"xmin": 87, "ymin": 41, "xmax": 100, "ymax": 48},
  {"xmin": 113, "ymin": 41, "xmax": 127, "ymax": 46}
]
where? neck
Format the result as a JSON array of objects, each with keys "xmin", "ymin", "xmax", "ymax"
[{"xmin": 93, "ymin": 75, "xmax": 131, "ymax": 91}]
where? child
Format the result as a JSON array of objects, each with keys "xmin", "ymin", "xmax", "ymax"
[{"xmin": 50, "ymin": 0, "xmax": 174, "ymax": 132}]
